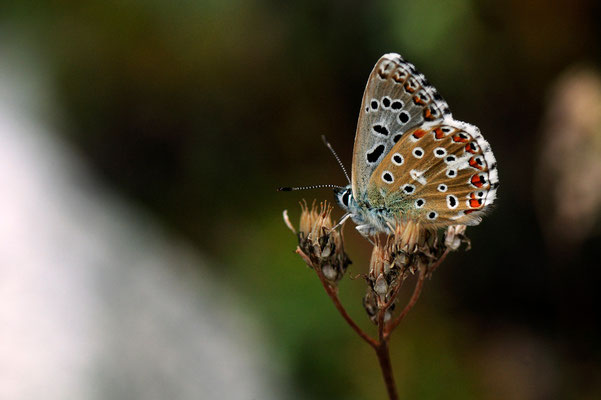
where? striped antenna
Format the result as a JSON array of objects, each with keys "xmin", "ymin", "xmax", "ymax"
[
  {"xmin": 321, "ymin": 135, "xmax": 351, "ymax": 184},
  {"xmin": 277, "ymin": 184, "xmax": 345, "ymax": 192}
]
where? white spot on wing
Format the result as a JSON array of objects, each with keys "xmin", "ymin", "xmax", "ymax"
[{"xmin": 410, "ymin": 169, "xmax": 427, "ymax": 185}]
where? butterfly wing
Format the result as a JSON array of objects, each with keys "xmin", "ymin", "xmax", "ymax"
[
  {"xmin": 367, "ymin": 119, "xmax": 499, "ymax": 227},
  {"xmin": 351, "ymin": 53, "xmax": 451, "ymax": 203}
]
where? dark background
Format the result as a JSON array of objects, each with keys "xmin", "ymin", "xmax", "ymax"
[{"xmin": 2, "ymin": 1, "xmax": 601, "ymax": 398}]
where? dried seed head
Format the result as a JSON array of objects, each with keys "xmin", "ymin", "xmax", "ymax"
[
  {"xmin": 374, "ymin": 274, "xmax": 388, "ymax": 295},
  {"xmin": 366, "ymin": 237, "xmax": 404, "ymax": 307},
  {"xmin": 322, "ymin": 264, "xmax": 337, "ymax": 281},
  {"xmin": 369, "ymin": 237, "xmax": 393, "ymax": 278},
  {"xmin": 444, "ymin": 225, "xmax": 470, "ymax": 251},
  {"xmin": 362, "ymin": 289, "xmax": 379, "ymax": 323},
  {"xmin": 285, "ymin": 200, "xmax": 351, "ymax": 283},
  {"xmin": 390, "ymin": 220, "xmax": 426, "ymax": 253}
]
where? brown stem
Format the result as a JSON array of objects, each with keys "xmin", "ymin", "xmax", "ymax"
[
  {"xmin": 296, "ymin": 247, "xmax": 378, "ymax": 348},
  {"xmin": 384, "ymin": 265, "xmax": 427, "ymax": 338},
  {"xmin": 428, "ymin": 248, "xmax": 450, "ymax": 275},
  {"xmin": 375, "ymin": 341, "xmax": 399, "ymax": 400}
]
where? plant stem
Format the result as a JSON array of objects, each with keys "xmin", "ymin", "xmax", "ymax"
[
  {"xmin": 375, "ymin": 341, "xmax": 398, "ymax": 400},
  {"xmin": 297, "ymin": 247, "xmax": 378, "ymax": 348},
  {"xmin": 385, "ymin": 265, "xmax": 426, "ymax": 338},
  {"xmin": 296, "ymin": 246, "xmax": 436, "ymax": 400}
]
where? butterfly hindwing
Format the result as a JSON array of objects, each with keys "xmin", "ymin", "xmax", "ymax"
[
  {"xmin": 366, "ymin": 119, "xmax": 499, "ymax": 227},
  {"xmin": 351, "ymin": 53, "xmax": 451, "ymax": 203}
]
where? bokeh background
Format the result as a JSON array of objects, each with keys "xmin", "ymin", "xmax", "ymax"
[{"xmin": 2, "ymin": 1, "xmax": 601, "ymax": 399}]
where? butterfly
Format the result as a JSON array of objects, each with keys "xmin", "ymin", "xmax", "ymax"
[{"xmin": 333, "ymin": 53, "xmax": 499, "ymax": 236}]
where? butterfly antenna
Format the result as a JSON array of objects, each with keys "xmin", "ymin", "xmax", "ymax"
[
  {"xmin": 277, "ymin": 184, "xmax": 345, "ymax": 192},
  {"xmin": 321, "ymin": 135, "xmax": 351, "ymax": 184}
]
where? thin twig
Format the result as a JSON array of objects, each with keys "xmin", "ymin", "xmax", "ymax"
[
  {"xmin": 384, "ymin": 265, "xmax": 427, "ymax": 338},
  {"xmin": 296, "ymin": 247, "xmax": 378, "ymax": 348},
  {"xmin": 428, "ymin": 248, "xmax": 450, "ymax": 275}
]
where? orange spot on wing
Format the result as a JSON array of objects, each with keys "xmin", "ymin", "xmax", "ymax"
[
  {"xmin": 469, "ymin": 157, "xmax": 483, "ymax": 170},
  {"xmin": 464, "ymin": 209, "xmax": 476, "ymax": 215},
  {"xmin": 465, "ymin": 142, "xmax": 477, "ymax": 154},
  {"xmin": 404, "ymin": 83, "xmax": 416, "ymax": 93},
  {"xmin": 469, "ymin": 198, "xmax": 483, "ymax": 208},
  {"xmin": 434, "ymin": 128, "xmax": 445, "ymax": 139},
  {"xmin": 453, "ymin": 135, "xmax": 469, "ymax": 143},
  {"xmin": 412, "ymin": 129, "xmax": 427, "ymax": 139},
  {"xmin": 471, "ymin": 174, "xmax": 484, "ymax": 188},
  {"xmin": 424, "ymin": 108, "xmax": 433, "ymax": 120},
  {"xmin": 413, "ymin": 95, "xmax": 426, "ymax": 105}
]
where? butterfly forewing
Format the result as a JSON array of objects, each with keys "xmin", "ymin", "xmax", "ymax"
[
  {"xmin": 351, "ymin": 53, "xmax": 452, "ymax": 203},
  {"xmin": 367, "ymin": 120, "xmax": 499, "ymax": 226}
]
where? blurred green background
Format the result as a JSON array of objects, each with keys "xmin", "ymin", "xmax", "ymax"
[{"xmin": 2, "ymin": 0, "xmax": 601, "ymax": 399}]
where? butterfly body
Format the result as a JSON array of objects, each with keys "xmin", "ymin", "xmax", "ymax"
[
  {"xmin": 335, "ymin": 53, "xmax": 498, "ymax": 236},
  {"xmin": 334, "ymin": 185, "xmax": 398, "ymax": 236}
]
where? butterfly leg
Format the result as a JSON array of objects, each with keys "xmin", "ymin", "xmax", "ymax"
[
  {"xmin": 356, "ymin": 224, "xmax": 376, "ymax": 245},
  {"xmin": 332, "ymin": 213, "xmax": 352, "ymax": 231}
]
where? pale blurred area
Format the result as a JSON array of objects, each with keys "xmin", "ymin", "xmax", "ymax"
[
  {"xmin": 1, "ymin": 1, "xmax": 601, "ymax": 398},
  {"xmin": 0, "ymin": 41, "xmax": 289, "ymax": 400},
  {"xmin": 536, "ymin": 67, "xmax": 601, "ymax": 256}
]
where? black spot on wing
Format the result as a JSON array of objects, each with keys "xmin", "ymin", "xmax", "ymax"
[
  {"xmin": 372, "ymin": 124, "xmax": 389, "ymax": 136},
  {"xmin": 367, "ymin": 144, "xmax": 385, "ymax": 163}
]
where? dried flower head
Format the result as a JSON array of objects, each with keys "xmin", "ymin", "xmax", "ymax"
[
  {"xmin": 283, "ymin": 200, "xmax": 351, "ymax": 283},
  {"xmin": 364, "ymin": 237, "xmax": 401, "ymax": 323},
  {"xmin": 362, "ymin": 220, "xmax": 466, "ymax": 323},
  {"xmin": 444, "ymin": 225, "xmax": 470, "ymax": 251}
]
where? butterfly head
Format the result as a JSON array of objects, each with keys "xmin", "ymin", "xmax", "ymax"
[{"xmin": 334, "ymin": 185, "xmax": 354, "ymax": 213}]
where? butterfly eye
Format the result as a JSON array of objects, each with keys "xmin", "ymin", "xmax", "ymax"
[
  {"xmin": 381, "ymin": 171, "xmax": 394, "ymax": 184},
  {"xmin": 433, "ymin": 147, "xmax": 447, "ymax": 158},
  {"xmin": 412, "ymin": 147, "xmax": 424, "ymax": 158},
  {"xmin": 437, "ymin": 184, "xmax": 448, "ymax": 192},
  {"xmin": 446, "ymin": 195, "xmax": 458, "ymax": 209},
  {"xmin": 391, "ymin": 153, "xmax": 404, "ymax": 166},
  {"xmin": 415, "ymin": 198, "xmax": 425, "ymax": 208},
  {"xmin": 427, "ymin": 211, "xmax": 438, "ymax": 220},
  {"xmin": 342, "ymin": 190, "xmax": 351, "ymax": 207}
]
